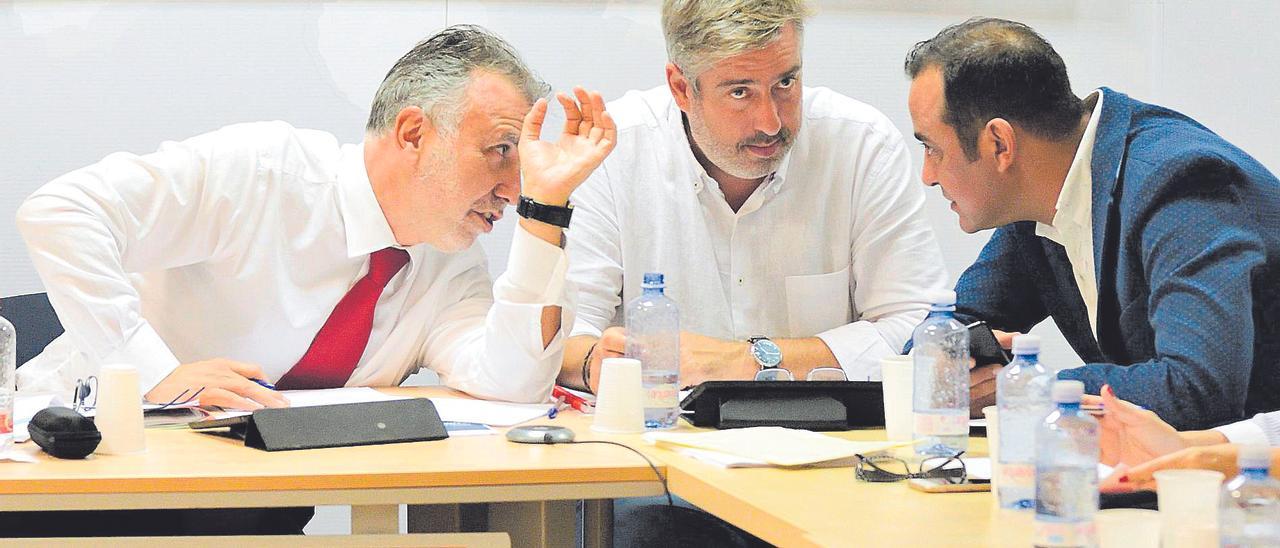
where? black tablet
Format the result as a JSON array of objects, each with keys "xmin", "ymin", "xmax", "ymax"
[{"xmin": 679, "ymin": 380, "xmax": 884, "ymax": 431}]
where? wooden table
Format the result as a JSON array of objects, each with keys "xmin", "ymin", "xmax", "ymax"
[
  {"xmin": 642, "ymin": 428, "xmax": 1033, "ymax": 548},
  {"xmin": 0, "ymin": 387, "xmax": 665, "ymax": 546}
]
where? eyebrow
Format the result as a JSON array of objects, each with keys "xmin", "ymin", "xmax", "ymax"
[{"xmin": 715, "ymin": 64, "xmax": 803, "ymax": 88}]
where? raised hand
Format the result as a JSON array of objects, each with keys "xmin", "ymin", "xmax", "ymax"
[{"xmin": 518, "ymin": 87, "xmax": 617, "ymax": 206}]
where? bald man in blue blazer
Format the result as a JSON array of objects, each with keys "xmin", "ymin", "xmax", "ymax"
[{"xmin": 903, "ymin": 18, "xmax": 1280, "ymax": 430}]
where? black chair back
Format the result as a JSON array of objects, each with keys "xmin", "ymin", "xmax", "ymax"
[{"xmin": 0, "ymin": 292, "xmax": 65, "ymax": 366}]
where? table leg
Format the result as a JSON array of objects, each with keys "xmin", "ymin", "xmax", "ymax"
[
  {"xmin": 488, "ymin": 500, "xmax": 575, "ymax": 548},
  {"xmin": 582, "ymin": 499, "xmax": 614, "ymax": 548},
  {"xmin": 350, "ymin": 504, "xmax": 400, "ymax": 534}
]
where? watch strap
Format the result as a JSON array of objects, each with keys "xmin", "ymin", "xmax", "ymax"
[{"xmin": 517, "ymin": 195, "xmax": 574, "ymax": 228}]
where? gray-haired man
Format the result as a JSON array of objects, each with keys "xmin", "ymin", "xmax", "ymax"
[
  {"xmin": 10, "ymin": 26, "xmax": 613, "ymax": 535},
  {"xmin": 560, "ymin": 0, "xmax": 946, "ymax": 392}
]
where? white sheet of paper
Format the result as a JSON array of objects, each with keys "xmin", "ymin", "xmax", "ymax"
[
  {"xmin": 427, "ymin": 398, "xmax": 550, "ymax": 426},
  {"xmin": 281, "ymin": 387, "xmax": 406, "ymax": 408}
]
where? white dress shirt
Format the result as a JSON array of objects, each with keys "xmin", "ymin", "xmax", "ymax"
[
  {"xmin": 16, "ymin": 121, "xmax": 571, "ymax": 403},
  {"xmin": 565, "ymin": 86, "xmax": 947, "ymax": 380},
  {"xmin": 1036, "ymin": 91, "xmax": 1104, "ymax": 338}
]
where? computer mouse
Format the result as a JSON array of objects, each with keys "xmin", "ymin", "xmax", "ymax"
[{"xmin": 506, "ymin": 425, "xmax": 576, "ymax": 444}]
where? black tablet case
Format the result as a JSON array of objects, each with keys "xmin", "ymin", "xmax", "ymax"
[
  {"xmin": 195, "ymin": 398, "xmax": 449, "ymax": 451},
  {"xmin": 679, "ymin": 381, "xmax": 885, "ymax": 431}
]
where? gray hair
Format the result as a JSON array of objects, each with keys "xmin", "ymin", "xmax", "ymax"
[
  {"xmin": 366, "ymin": 25, "xmax": 550, "ymax": 136},
  {"xmin": 662, "ymin": 0, "xmax": 811, "ymax": 91}
]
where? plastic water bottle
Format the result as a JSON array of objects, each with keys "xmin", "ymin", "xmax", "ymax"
[
  {"xmin": 1220, "ymin": 444, "xmax": 1280, "ymax": 547},
  {"xmin": 626, "ymin": 272, "xmax": 680, "ymax": 430},
  {"xmin": 912, "ymin": 289, "xmax": 969, "ymax": 457},
  {"xmin": 1034, "ymin": 380, "xmax": 1098, "ymax": 548},
  {"xmin": 0, "ymin": 314, "xmax": 15, "ymax": 454},
  {"xmin": 997, "ymin": 334, "xmax": 1055, "ymax": 510}
]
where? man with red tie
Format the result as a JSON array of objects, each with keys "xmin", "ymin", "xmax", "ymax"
[
  {"xmin": 8, "ymin": 24, "xmax": 612, "ymax": 537},
  {"xmin": 16, "ymin": 25, "xmax": 615, "ymax": 417}
]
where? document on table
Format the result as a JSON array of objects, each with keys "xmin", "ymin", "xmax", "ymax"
[
  {"xmin": 216, "ymin": 387, "xmax": 549, "ymax": 426},
  {"xmin": 644, "ymin": 427, "xmax": 914, "ymax": 468}
]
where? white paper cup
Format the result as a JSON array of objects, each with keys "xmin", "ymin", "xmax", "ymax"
[
  {"xmin": 880, "ymin": 354, "xmax": 914, "ymax": 441},
  {"xmin": 94, "ymin": 363, "xmax": 147, "ymax": 455},
  {"xmin": 1096, "ymin": 508, "xmax": 1161, "ymax": 548},
  {"xmin": 591, "ymin": 358, "xmax": 645, "ymax": 434},
  {"xmin": 982, "ymin": 405, "xmax": 1000, "ymax": 505},
  {"xmin": 1154, "ymin": 469, "xmax": 1223, "ymax": 547}
]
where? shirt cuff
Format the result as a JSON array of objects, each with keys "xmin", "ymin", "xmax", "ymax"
[
  {"xmin": 815, "ymin": 321, "xmax": 894, "ymax": 381},
  {"xmin": 101, "ymin": 323, "xmax": 182, "ymax": 399},
  {"xmin": 494, "ymin": 224, "xmax": 568, "ymax": 305},
  {"xmin": 1214, "ymin": 417, "xmax": 1271, "ymax": 446}
]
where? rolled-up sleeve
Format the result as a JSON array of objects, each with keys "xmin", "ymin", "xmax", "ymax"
[
  {"xmin": 423, "ymin": 225, "xmax": 574, "ymax": 403},
  {"xmin": 819, "ymin": 127, "xmax": 948, "ymax": 380}
]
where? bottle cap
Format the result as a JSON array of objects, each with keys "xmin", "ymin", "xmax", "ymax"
[
  {"xmin": 928, "ymin": 289, "xmax": 956, "ymax": 306},
  {"xmin": 642, "ymin": 272, "xmax": 665, "ymax": 289},
  {"xmin": 1012, "ymin": 334, "xmax": 1041, "ymax": 355},
  {"xmin": 1239, "ymin": 444, "xmax": 1272, "ymax": 470},
  {"xmin": 1051, "ymin": 380, "xmax": 1085, "ymax": 403}
]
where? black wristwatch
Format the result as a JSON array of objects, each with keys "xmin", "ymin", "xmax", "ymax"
[{"xmin": 517, "ymin": 195, "xmax": 574, "ymax": 228}]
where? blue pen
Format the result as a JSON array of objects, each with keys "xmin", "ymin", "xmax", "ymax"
[
  {"xmin": 252, "ymin": 378, "xmax": 277, "ymax": 390},
  {"xmin": 546, "ymin": 406, "xmax": 559, "ymax": 420}
]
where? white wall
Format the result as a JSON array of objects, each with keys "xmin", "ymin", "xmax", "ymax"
[{"xmin": 4, "ymin": 0, "xmax": 1279, "ymax": 368}]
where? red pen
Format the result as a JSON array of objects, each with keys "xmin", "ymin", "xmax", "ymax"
[{"xmin": 552, "ymin": 386, "xmax": 595, "ymax": 415}]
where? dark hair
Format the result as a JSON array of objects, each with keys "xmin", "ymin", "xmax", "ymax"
[{"xmin": 904, "ymin": 17, "xmax": 1083, "ymax": 160}]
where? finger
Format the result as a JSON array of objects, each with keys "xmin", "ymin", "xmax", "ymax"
[
  {"xmin": 573, "ymin": 87, "xmax": 593, "ymax": 135},
  {"xmin": 596, "ymin": 110, "xmax": 617, "ymax": 152},
  {"xmin": 600, "ymin": 328, "xmax": 627, "ymax": 353},
  {"xmin": 993, "ymin": 330, "xmax": 1018, "ymax": 349},
  {"xmin": 558, "ymin": 92, "xmax": 581, "ymax": 136},
  {"xmin": 1125, "ymin": 451, "xmax": 1186, "ymax": 485},
  {"xmin": 1081, "ymin": 395, "xmax": 1104, "ymax": 406},
  {"xmin": 521, "ymin": 97, "xmax": 549, "ymax": 143},
  {"xmin": 223, "ymin": 360, "xmax": 268, "ymax": 382},
  {"xmin": 225, "ymin": 376, "xmax": 290, "ymax": 408},
  {"xmin": 199, "ymin": 387, "xmax": 263, "ymax": 411}
]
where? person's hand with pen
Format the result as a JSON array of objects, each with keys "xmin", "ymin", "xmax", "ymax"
[{"xmin": 145, "ymin": 359, "xmax": 290, "ymax": 410}]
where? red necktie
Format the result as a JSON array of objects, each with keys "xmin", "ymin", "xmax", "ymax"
[{"xmin": 276, "ymin": 247, "xmax": 410, "ymax": 390}]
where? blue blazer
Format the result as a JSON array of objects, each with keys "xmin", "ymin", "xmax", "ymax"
[{"xmin": 954, "ymin": 88, "xmax": 1280, "ymax": 430}]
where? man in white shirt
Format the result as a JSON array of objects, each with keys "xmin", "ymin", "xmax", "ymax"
[
  {"xmin": 558, "ymin": 0, "xmax": 947, "ymax": 392},
  {"xmin": 9, "ymin": 24, "xmax": 615, "ymax": 538},
  {"xmin": 17, "ymin": 26, "xmax": 614, "ymax": 410}
]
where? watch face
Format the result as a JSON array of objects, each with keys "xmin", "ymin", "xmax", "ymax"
[{"xmin": 751, "ymin": 339, "xmax": 783, "ymax": 368}]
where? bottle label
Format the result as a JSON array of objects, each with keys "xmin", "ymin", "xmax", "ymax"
[
  {"xmin": 0, "ymin": 409, "xmax": 10, "ymax": 435},
  {"xmin": 913, "ymin": 412, "xmax": 967, "ymax": 436},
  {"xmin": 998, "ymin": 462, "xmax": 1035, "ymax": 490},
  {"xmin": 645, "ymin": 384, "xmax": 678, "ymax": 408},
  {"xmin": 1033, "ymin": 519, "xmax": 1096, "ymax": 547}
]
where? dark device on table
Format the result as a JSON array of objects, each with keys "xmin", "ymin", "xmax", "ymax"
[
  {"xmin": 29, "ymin": 406, "xmax": 101, "ymax": 459},
  {"xmin": 679, "ymin": 381, "xmax": 884, "ymax": 431},
  {"xmin": 189, "ymin": 398, "xmax": 448, "ymax": 451},
  {"xmin": 967, "ymin": 321, "xmax": 1011, "ymax": 366}
]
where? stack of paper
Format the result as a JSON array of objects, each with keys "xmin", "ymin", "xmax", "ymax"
[{"xmin": 643, "ymin": 427, "xmax": 910, "ymax": 469}]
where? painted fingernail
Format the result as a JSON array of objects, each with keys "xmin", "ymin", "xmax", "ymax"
[{"xmin": 1117, "ymin": 474, "xmax": 1129, "ymax": 483}]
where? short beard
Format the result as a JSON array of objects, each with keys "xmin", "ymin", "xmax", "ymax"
[{"xmin": 686, "ymin": 109, "xmax": 792, "ymax": 181}]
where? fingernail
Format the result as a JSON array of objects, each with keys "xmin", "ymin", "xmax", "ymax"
[{"xmin": 1117, "ymin": 474, "xmax": 1129, "ymax": 483}]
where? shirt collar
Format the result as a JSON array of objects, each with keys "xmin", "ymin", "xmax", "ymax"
[
  {"xmin": 1037, "ymin": 91, "xmax": 1105, "ymax": 243},
  {"xmin": 337, "ymin": 142, "xmax": 400, "ymax": 258}
]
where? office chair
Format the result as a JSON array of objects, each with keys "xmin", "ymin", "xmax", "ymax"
[{"xmin": 0, "ymin": 292, "xmax": 64, "ymax": 366}]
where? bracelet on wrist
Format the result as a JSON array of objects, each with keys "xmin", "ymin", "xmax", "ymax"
[{"xmin": 581, "ymin": 342, "xmax": 598, "ymax": 395}]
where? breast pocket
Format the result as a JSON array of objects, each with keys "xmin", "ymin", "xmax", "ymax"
[{"xmin": 784, "ymin": 266, "xmax": 853, "ymax": 337}]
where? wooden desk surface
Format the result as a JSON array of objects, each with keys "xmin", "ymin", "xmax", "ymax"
[
  {"xmin": 647, "ymin": 427, "xmax": 1022, "ymax": 548},
  {"xmin": 0, "ymin": 387, "xmax": 659, "ymax": 496}
]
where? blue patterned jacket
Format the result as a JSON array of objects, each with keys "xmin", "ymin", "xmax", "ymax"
[{"xmin": 953, "ymin": 88, "xmax": 1280, "ymax": 430}]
